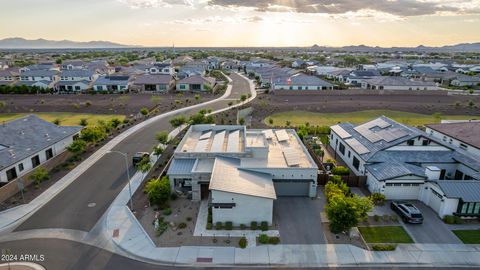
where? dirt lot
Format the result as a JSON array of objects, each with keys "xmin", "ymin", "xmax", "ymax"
[
  {"xmin": 251, "ymin": 90, "xmax": 480, "ymax": 127},
  {"xmin": 0, "ymin": 92, "xmax": 218, "ymax": 116}
]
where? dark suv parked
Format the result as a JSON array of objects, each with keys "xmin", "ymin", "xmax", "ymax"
[{"xmin": 391, "ymin": 201, "xmax": 424, "ymax": 224}]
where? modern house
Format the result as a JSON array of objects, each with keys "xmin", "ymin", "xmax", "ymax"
[
  {"xmin": 0, "ymin": 69, "xmax": 18, "ymax": 86},
  {"xmin": 272, "ymin": 74, "xmax": 334, "ymax": 90},
  {"xmin": 55, "ymin": 70, "xmax": 98, "ymax": 92},
  {"xmin": 330, "ymin": 116, "xmax": 480, "ymax": 218},
  {"xmin": 133, "ymin": 74, "xmax": 174, "ymax": 92},
  {"xmin": 426, "ymin": 122, "xmax": 480, "ymax": 157},
  {"xmin": 176, "ymin": 75, "xmax": 215, "ymax": 92},
  {"xmin": 360, "ymin": 76, "xmax": 439, "ymax": 90},
  {"xmin": 0, "ymin": 115, "xmax": 82, "ymax": 185},
  {"xmin": 450, "ymin": 75, "xmax": 480, "ymax": 87},
  {"xmin": 145, "ymin": 63, "xmax": 174, "ymax": 75},
  {"xmin": 93, "ymin": 75, "xmax": 131, "ymax": 92},
  {"xmin": 167, "ymin": 125, "xmax": 318, "ymax": 225}
]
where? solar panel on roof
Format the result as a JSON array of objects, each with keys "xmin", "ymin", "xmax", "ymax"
[
  {"xmin": 227, "ymin": 130, "xmax": 240, "ymax": 152},
  {"xmin": 275, "ymin": 130, "xmax": 289, "ymax": 142},
  {"xmin": 199, "ymin": 131, "xmax": 212, "ymax": 140},
  {"xmin": 331, "ymin": 125, "xmax": 352, "ymax": 139},
  {"xmin": 345, "ymin": 138, "xmax": 370, "ymax": 154},
  {"xmin": 282, "ymin": 147, "xmax": 300, "ymax": 167},
  {"xmin": 210, "ymin": 130, "xmax": 226, "ymax": 152}
]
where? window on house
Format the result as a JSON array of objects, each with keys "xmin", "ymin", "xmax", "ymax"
[
  {"xmin": 422, "ymin": 139, "xmax": 429, "ymax": 146},
  {"xmin": 211, "ymin": 203, "xmax": 236, "ymax": 209},
  {"xmin": 353, "ymin": 156, "xmax": 360, "ymax": 170},
  {"xmin": 31, "ymin": 155, "xmax": 40, "ymax": 168},
  {"xmin": 348, "ymin": 151, "xmax": 351, "ymax": 158},
  {"xmin": 407, "ymin": 140, "xmax": 414, "ymax": 146},
  {"xmin": 6, "ymin": 167, "xmax": 17, "ymax": 181},
  {"xmin": 454, "ymin": 170, "xmax": 464, "ymax": 180},
  {"xmin": 339, "ymin": 143, "xmax": 345, "ymax": 155},
  {"xmin": 45, "ymin": 148, "xmax": 53, "ymax": 160},
  {"xmin": 460, "ymin": 143, "xmax": 468, "ymax": 150},
  {"xmin": 18, "ymin": 163, "xmax": 24, "ymax": 172}
]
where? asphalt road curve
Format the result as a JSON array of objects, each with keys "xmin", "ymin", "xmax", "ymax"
[{"xmin": 14, "ymin": 72, "xmax": 252, "ymax": 232}]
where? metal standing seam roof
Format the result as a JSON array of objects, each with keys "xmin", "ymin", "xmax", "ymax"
[
  {"xmin": 167, "ymin": 158, "xmax": 196, "ymax": 175},
  {"xmin": 366, "ymin": 162, "xmax": 426, "ymax": 181},
  {"xmin": 436, "ymin": 181, "xmax": 480, "ymax": 202},
  {"xmin": 209, "ymin": 157, "xmax": 276, "ymax": 200},
  {"xmin": 0, "ymin": 115, "xmax": 82, "ymax": 170}
]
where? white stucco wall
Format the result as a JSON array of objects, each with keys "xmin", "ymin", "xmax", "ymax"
[
  {"xmin": 211, "ymin": 190, "xmax": 273, "ymax": 226},
  {"xmin": 0, "ymin": 135, "xmax": 75, "ymax": 183},
  {"xmin": 329, "ymin": 131, "xmax": 366, "ymax": 175},
  {"xmin": 426, "ymin": 127, "xmax": 480, "ymax": 158}
]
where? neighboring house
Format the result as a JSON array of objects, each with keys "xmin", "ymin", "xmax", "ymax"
[
  {"xmin": 273, "ymin": 74, "xmax": 334, "ymax": 90},
  {"xmin": 20, "ymin": 63, "xmax": 59, "ymax": 72},
  {"xmin": 330, "ymin": 116, "xmax": 480, "ymax": 218},
  {"xmin": 16, "ymin": 70, "xmax": 59, "ymax": 89},
  {"xmin": 179, "ymin": 62, "xmax": 208, "ymax": 78},
  {"xmin": 361, "ymin": 76, "xmax": 438, "ymax": 90},
  {"xmin": 167, "ymin": 125, "xmax": 318, "ymax": 225},
  {"xmin": 450, "ymin": 75, "xmax": 480, "ymax": 87},
  {"xmin": 0, "ymin": 61, "xmax": 8, "ymax": 70},
  {"xmin": 0, "ymin": 115, "xmax": 82, "ymax": 185},
  {"xmin": 204, "ymin": 57, "xmax": 221, "ymax": 70},
  {"xmin": 61, "ymin": 60, "xmax": 88, "ymax": 70},
  {"xmin": 0, "ymin": 69, "xmax": 18, "ymax": 86},
  {"xmin": 291, "ymin": 59, "xmax": 306, "ymax": 68},
  {"xmin": 221, "ymin": 60, "xmax": 241, "ymax": 70},
  {"xmin": 314, "ymin": 66, "xmax": 347, "ymax": 76},
  {"xmin": 345, "ymin": 70, "xmax": 381, "ymax": 86},
  {"xmin": 145, "ymin": 63, "xmax": 174, "ymax": 75},
  {"xmin": 426, "ymin": 122, "xmax": 480, "ymax": 157},
  {"xmin": 93, "ymin": 75, "xmax": 131, "ymax": 92},
  {"xmin": 55, "ymin": 70, "xmax": 97, "ymax": 92},
  {"xmin": 176, "ymin": 75, "xmax": 215, "ymax": 92},
  {"xmin": 133, "ymin": 74, "xmax": 174, "ymax": 92}
]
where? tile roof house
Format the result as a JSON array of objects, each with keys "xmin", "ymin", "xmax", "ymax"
[
  {"xmin": 272, "ymin": 73, "xmax": 334, "ymax": 90},
  {"xmin": 426, "ymin": 122, "xmax": 480, "ymax": 157},
  {"xmin": 0, "ymin": 115, "xmax": 82, "ymax": 185},
  {"xmin": 167, "ymin": 125, "xmax": 318, "ymax": 225},
  {"xmin": 133, "ymin": 74, "xmax": 174, "ymax": 92},
  {"xmin": 330, "ymin": 116, "xmax": 480, "ymax": 218},
  {"xmin": 176, "ymin": 75, "xmax": 215, "ymax": 92},
  {"xmin": 360, "ymin": 76, "xmax": 438, "ymax": 90}
]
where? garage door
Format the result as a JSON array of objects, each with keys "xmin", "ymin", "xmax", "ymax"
[
  {"xmin": 384, "ymin": 184, "xmax": 420, "ymax": 200},
  {"xmin": 273, "ymin": 180, "xmax": 310, "ymax": 196}
]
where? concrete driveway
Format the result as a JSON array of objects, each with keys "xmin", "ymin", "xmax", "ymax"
[
  {"xmin": 273, "ymin": 196, "xmax": 327, "ymax": 244},
  {"xmin": 400, "ymin": 202, "xmax": 462, "ymax": 244}
]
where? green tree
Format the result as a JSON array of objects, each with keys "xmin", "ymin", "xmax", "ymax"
[
  {"xmin": 145, "ymin": 176, "xmax": 171, "ymax": 206},
  {"xmin": 285, "ymin": 120, "xmax": 291, "ymax": 127},
  {"xmin": 66, "ymin": 139, "xmax": 87, "ymax": 156},
  {"xmin": 238, "ymin": 118, "xmax": 245, "ymax": 125},
  {"xmin": 140, "ymin": 107, "xmax": 149, "ymax": 116},
  {"xmin": 326, "ymin": 195, "xmax": 358, "ymax": 234},
  {"xmin": 29, "ymin": 167, "xmax": 50, "ymax": 186},
  {"xmin": 79, "ymin": 118, "xmax": 88, "ymax": 126},
  {"xmin": 138, "ymin": 156, "xmax": 152, "ymax": 173},
  {"xmin": 153, "ymin": 145, "xmax": 164, "ymax": 156},
  {"xmin": 268, "ymin": 118, "xmax": 274, "ymax": 125},
  {"xmin": 331, "ymin": 166, "xmax": 350, "ymax": 176},
  {"xmin": 169, "ymin": 115, "xmax": 187, "ymax": 128},
  {"xmin": 80, "ymin": 127, "xmax": 107, "ymax": 143},
  {"xmin": 240, "ymin": 94, "xmax": 247, "ymax": 102},
  {"xmin": 52, "ymin": 118, "xmax": 61, "ymax": 125},
  {"xmin": 155, "ymin": 131, "xmax": 170, "ymax": 145},
  {"xmin": 189, "ymin": 112, "xmax": 214, "ymax": 125}
]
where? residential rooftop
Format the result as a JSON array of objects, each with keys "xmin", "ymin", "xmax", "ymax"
[{"xmin": 427, "ymin": 122, "xmax": 480, "ymax": 150}]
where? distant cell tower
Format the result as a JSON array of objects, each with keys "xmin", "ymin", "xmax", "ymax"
[{"xmin": 172, "ymin": 43, "xmax": 176, "ymax": 54}]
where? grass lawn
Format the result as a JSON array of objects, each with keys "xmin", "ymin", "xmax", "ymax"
[
  {"xmin": 0, "ymin": 112, "xmax": 125, "ymax": 127},
  {"xmin": 358, "ymin": 226, "xmax": 414, "ymax": 243},
  {"xmin": 265, "ymin": 110, "xmax": 479, "ymax": 127},
  {"xmin": 452, "ymin": 230, "xmax": 480, "ymax": 244}
]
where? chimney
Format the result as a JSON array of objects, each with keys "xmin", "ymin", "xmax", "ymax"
[{"xmin": 425, "ymin": 166, "xmax": 441, "ymax": 180}]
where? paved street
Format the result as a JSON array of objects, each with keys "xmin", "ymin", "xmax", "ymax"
[
  {"xmin": 14, "ymin": 72, "xmax": 252, "ymax": 232},
  {"xmin": 1, "ymin": 239, "xmax": 469, "ymax": 270},
  {"xmin": 273, "ymin": 196, "xmax": 327, "ymax": 244}
]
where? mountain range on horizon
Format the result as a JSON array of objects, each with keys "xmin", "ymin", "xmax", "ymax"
[{"xmin": 0, "ymin": 37, "xmax": 480, "ymax": 52}]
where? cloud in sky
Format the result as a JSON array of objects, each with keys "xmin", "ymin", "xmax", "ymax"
[
  {"xmin": 207, "ymin": 0, "xmax": 480, "ymax": 17},
  {"xmin": 118, "ymin": 0, "xmax": 197, "ymax": 9}
]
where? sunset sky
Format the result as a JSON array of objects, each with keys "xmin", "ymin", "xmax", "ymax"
[{"xmin": 1, "ymin": 0, "xmax": 480, "ymax": 47}]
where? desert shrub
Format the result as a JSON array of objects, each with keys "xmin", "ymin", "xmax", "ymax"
[
  {"xmin": 186, "ymin": 216, "xmax": 192, "ymax": 222},
  {"xmin": 239, "ymin": 237, "xmax": 247, "ymax": 248},
  {"xmin": 260, "ymin": 221, "xmax": 268, "ymax": 231},
  {"xmin": 225, "ymin": 221, "xmax": 233, "ymax": 230},
  {"xmin": 178, "ymin": 222, "xmax": 187, "ymax": 229},
  {"xmin": 29, "ymin": 167, "xmax": 50, "ymax": 186},
  {"xmin": 331, "ymin": 166, "xmax": 350, "ymax": 176},
  {"xmin": 258, "ymin": 234, "xmax": 269, "ymax": 244},
  {"xmin": 79, "ymin": 118, "xmax": 88, "ymax": 126},
  {"xmin": 372, "ymin": 244, "xmax": 396, "ymax": 251},
  {"xmin": 369, "ymin": 193, "xmax": 386, "ymax": 206},
  {"xmin": 215, "ymin": 222, "xmax": 223, "ymax": 230},
  {"xmin": 140, "ymin": 107, "xmax": 149, "ymax": 116},
  {"xmin": 443, "ymin": 215, "xmax": 463, "ymax": 224},
  {"xmin": 268, "ymin": 236, "xmax": 280, "ymax": 245},
  {"xmin": 250, "ymin": 221, "xmax": 257, "ymax": 230}
]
